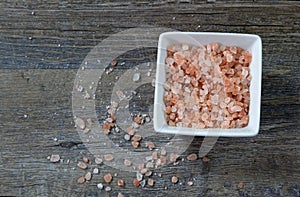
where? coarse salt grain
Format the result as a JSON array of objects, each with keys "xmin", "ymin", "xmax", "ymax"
[
  {"xmin": 93, "ymin": 168, "xmax": 99, "ymax": 174},
  {"xmin": 132, "ymin": 134, "xmax": 142, "ymax": 142},
  {"xmin": 97, "ymin": 183, "xmax": 103, "ymax": 189},
  {"xmin": 136, "ymin": 172, "xmax": 143, "ymax": 181},
  {"xmin": 124, "ymin": 159, "xmax": 132, "ymax": 166},
  {"xmin": 75, "ymin": 117, "xmax": 85, "ymax": 130},
  {"xmin": 145, "ymin": 171, "xmax": 153, "ymax": 177},
  {"xmin": 148, "ymin": 178, "xmax": 154, "ymax": 186},
  {"xmin": 161, "ymin": 148, "xmax": 167, "ymax": 156},
  {"xmin": 170, "ymin": 153, "xmax": 179, "ymax": 163},
  {"xmin": 140, "ymin": 179, "xmax": 146, "ymax": 187},
  {"xmin": 140, "ymin": 168, "xmax": 148, "ymax": 174},
  {"xmin": 202, "ymin": 156, "xmax": 210, "ymax": 162},
  {"xmin": 146, "ymin": 162, "xmax": 154, "ymax": 169},
  {"xmin": 83, "ymin": 156, "xmax": 89, "ymax": 163},
  {"xmin": 124, "ymin": 134, "xmax": 131, "ymax": 141},
  {"xmin": 133, "ymin": 73, "xmax": 140, "ymax": 82},
  {"xmin": 138, "ymin": 164, "xmax": 144, "ymax": 170},
  {"xmin": 131, "ymin": 141, "xmax": 139, "ymax": 148},
  {"xmin": 117, "ymin": 179, "xmax": 125, "ymax": 187},
  {"xmin": 187, "ymin": 153, "xmax": 198, "ymax": 161},
  {"xmin": 77, "ymin": 161, "xmax": 88, "ymax": 169},
  {"xmin": 50, "ymin": 154, "xmax": 60, "ymax": 163},
  {"xmin": 104, "ymin": 154, "xmax": 114, "ymax": 161},
  {"xmin": 237, "ymin": 182, "xmax": 244, "ymax": 189},
  {"xmin": 95, "ymin": 157, "xmax": 103, "ymax": 164},
  {"xmin": 103, "ymin": 173, "xmax": 112, "ymax": 183},
  {"xmin": 133, "ymin": 178, "xmax": 140, "ymax": 187},
  {"xmin": 147, "ymin": 141, "xmax": 155, "ymax": 150},
  {"xmin": 105, "ymin": 186, "xmax": 112, "ymax": 192},
  {"xmin": 118, "ymin": 193, "xmax": 125, "ymax": 197},
  {"xmin": 111, "ymin": 60, "xmax": 118, "ymax": 66},
  {"xmin": 85, "ymin": 172, "xmax": 92, "ymax": 181},
  {"xmin": 77, "ymin": 177, "xmax": 85, "ymax": 184},
  {"xmin": 171, "ymin": 176, "xmax": 178, "ymax": 184},
  {"xmin": 152, "ymin": 151, "xmax": 158, "ymax": 160}
]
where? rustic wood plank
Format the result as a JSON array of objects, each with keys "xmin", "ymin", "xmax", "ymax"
[{"xmin": 0, "ymin": 0, "xmax": 299, "ymax": 196}]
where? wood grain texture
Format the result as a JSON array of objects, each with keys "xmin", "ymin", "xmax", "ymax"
[{"xmin": 0, "ymin": 0, "xmax": 299, "ymax": 196}]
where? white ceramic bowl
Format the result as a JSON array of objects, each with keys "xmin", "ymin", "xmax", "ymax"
[{"xmin": 154, "ymin": 32, "xmax": 262, "ymax": 137}]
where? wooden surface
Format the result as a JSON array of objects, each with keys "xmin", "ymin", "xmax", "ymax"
[{"xmin": 0, "ymin": 0, "xmax": 299, "ymax": 196}]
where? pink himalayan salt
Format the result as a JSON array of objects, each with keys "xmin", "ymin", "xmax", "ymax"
[{"xmin": 164, "ymin": 43, "xmax": 251, "ymax": 128}]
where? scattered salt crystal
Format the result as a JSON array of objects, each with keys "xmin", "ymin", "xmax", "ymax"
[
  {"xmin": 85, "ymin": 172, "xmax": 92, "ymax": 181},
  {"xmin": 111, "ymin": 60, "xmax": 118, "ymax": 66},
  {"xmin": 50, "ymin": 154, "xmax": 60, "ymax": 163},
  {"xmin": 103, "ymin": 173, "xmax": 112, "ymax": 183},
  {"xmin": 133, "ymin": 178, "xmax": 140, "ymax": 187},
  {"xmin": 105, "ymin": 67, "xmax": 113, "ymax": 74},
  {"xmin": 124, "ymin": 159, "xmax": 132, "ymax": 166},
  {"xmin": 170, "ymin": 153, "xmax": 179, "ymax": 163},
  {"xmin": 77, "ymin": 177, "xmax": 85, "ymax": 184},
  {"xmin": 77, "ymin": 161, "xmax": 87, "ymax": 169},
  {"xmin": 187, "ymin": 153, "xmax": 198, "ymax": 161},
  {"xmin": 136, "ymin": 172, "xmax": 143, "ymax": 181},
  {"xmin": 131, "ymin": 141, "xmax": 139, "ymax": 148},
  {"xmin": 93, "ymin": 168, "xmax": 99, "ymax": 174},
  {"xmin": 143, "ymin": 114, "xmax": 151, "ymax": 123},
  {"xmin": 202, "ymin": 156, "xmax": 210, "ymax": 162},
  {"xmin": 133, "ymin": 73, "xmax": 140, "ymax": 82},
  {"xmin": 147, "ymin": 141, "xmax": 155, "ymax": 150},
  {"xmin": 118, "ymin": 193, "xmax": 125, "ymax": 197},
  {"xmin": 117, "ymin": 179, "xmax": 125, "ymax": 187},
  {"xmin": 75, "ymin": 117, "xmax": 85, "ymax": 130},
  {"xmin": 95, "ymin": 157, "xmax": 103, "ymax": 164},
  {"xmin": 105, "ymin": 186, "xmax": 111, "ymax": 192},
  {"xmin": 83, "ymin": 128, "xmax": 90, "ymax": 134},
  {"xmin": 97, "ymin": 183, "xmax": 103, "ymax": 190},
  {"xmin": 140, "ymin": 179, "xmax": 146, "ymax": 187},
  {"xmin": 146, "ymin": 162, "xmax": 154, "ymax": 168},
  {"xmin": 104, "ymin": 154, "xmax": 114, "ymax": 161},
  {"xmin": 124, "ymin": 134, "xmax": 131, "ymax": 141},
  {"xmin": 171, "ymin": 176, "xmax": 178, "ymax": 184},
  {"xmin": 83, "ymin": 156, "xmax": 89, "ymax": 163},
  {"xmin": 148, "ymin": 178, "xmax": 154, "ymax": 186}
]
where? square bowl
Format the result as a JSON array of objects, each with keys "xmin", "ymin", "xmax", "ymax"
[{"xmin": 154, "ymin": 32, "xmax": 262, "ymax": 137}]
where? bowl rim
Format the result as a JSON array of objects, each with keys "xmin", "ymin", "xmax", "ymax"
[{"xmin": 154, "ymin": 31, "xmax": 262, "ymax": 137}]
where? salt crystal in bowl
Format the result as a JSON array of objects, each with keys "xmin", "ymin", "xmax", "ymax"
[{"xmin": 154, "ymin": 32, "xmax": 262, "ymax": 137}]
